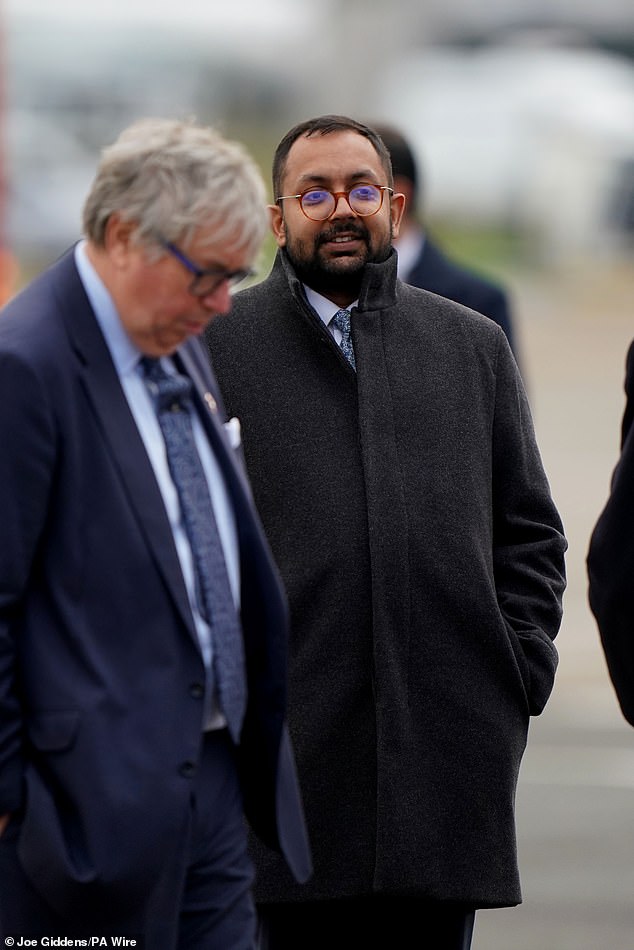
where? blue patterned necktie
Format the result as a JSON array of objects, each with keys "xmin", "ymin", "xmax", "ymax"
[
  {"xmin": 140, "ymin": 357, "xmax": 246, "ymax": 742},
  {"xmin": 332, "ymin": 309, "xmax": 356, "ymax": 370}
]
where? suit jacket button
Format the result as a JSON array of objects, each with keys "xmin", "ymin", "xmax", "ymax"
[
  {"xmin": 180, "ymin": 761, "xmax": 197, "ymax": 778},
  {"xmin": 189, "ymin": 683, "xmax": 204, "ymax": 699}
]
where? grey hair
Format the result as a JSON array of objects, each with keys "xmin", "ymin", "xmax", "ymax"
[{"xmin": 82, "ymin": 117, "xmax": 268, "ymax": 261}]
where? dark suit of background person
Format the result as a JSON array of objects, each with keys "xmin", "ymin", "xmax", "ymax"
[
  {"xmin": 588, "ymin": 340, "xmax": 634, "ymax": 725},
  {"xmin": 205, "ymin": 115, "xmax": 566, "ymax": 950},
  {"xmin": 373, "ymin": 124, "xmax": 519, "ymax": 362},
  {"xmin": 0, "ymin": 118, "xmax": 310, "ymax": 947}
]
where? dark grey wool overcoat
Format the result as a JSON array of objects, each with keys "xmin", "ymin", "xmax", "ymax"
[{"xmin": 205, "ymin": 249, "xmax": 566, "ymax": 909}]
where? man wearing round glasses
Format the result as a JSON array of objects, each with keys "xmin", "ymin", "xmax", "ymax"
[{"xmin": 206, "ymin": 115, "xmax": 566, "ymax": 950}]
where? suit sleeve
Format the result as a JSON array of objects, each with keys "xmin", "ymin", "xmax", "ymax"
[
  {"xmin": 0, "ymin": 351, "xmax": 56, "ymax": 812},
  {"xmin": 491, "ymin": 333, "xmax": 567, "ymax": 715},
  {"xmin": 587, "ymin": 341, "xmax": 634, "ymax": 725}
]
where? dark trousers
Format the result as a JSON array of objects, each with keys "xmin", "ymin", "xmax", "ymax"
[
  {"xmin": 258, "ymin": 897, "xmax": 476, "ymax": 950},
  {"xmin": 0, "ymin": 729, "xmax": 256, "ymax": 949}
]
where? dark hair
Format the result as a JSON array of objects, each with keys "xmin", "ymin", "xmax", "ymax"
[
  {"xmin": 371, "ymin": 124, "xmax": 420, "ymax": 201},
  {"xmin": 272, "ymin": 115, "xmax": 393, "ymax": 198}
]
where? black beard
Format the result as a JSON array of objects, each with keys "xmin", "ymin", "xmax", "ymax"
[
  {"xmin": 289, "ymin": 251, "xmax": 365, "ymax": 299},
  {"xmin": 285, "ymin": 221, "xmax": 392, "ymax": 300}
]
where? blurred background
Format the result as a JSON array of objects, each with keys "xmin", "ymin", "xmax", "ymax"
[
  {"xmin": 3, "ymin": 0, "xmax": 634, "ymax": 274},
  {"xmin": 2, "ymin": 1, "xmax": 634, "ymax": 946}
]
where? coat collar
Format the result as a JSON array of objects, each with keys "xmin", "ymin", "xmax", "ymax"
[{"xmin": 277, "ymin": 247, "xmax": 399, "ymax": 315}]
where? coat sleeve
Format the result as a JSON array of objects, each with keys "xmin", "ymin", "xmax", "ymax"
[
  {"xmin": 491, "ymin": 333, "xmax": 567, "ymax": 715},
  {"xmin": 587, "ymin": 340, "xmax": 634, "ymax": 726},
  {"xmin": 0, "ymin": 350, "xmax": 56, "ymax": 812}
]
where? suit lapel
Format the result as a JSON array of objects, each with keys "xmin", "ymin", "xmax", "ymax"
[
  {"xmin": 58, "ymin": 252, "xmax": 270, "ymax": 648},
  {"xmin": 175, "ymin": 343, "xmax": 270, "ymax": 596},
  {"xmin": 175, "ymin": 343, "xmax": 254, "ymax": 511},
  {"xmin": 58, "ymin": 258, "xmax": 198, "ymax": 642}
]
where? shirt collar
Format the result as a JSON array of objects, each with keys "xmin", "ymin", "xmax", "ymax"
[
  {"xmin": 74, "ymin": 240, "xmax": 142, "ymax": 378},
  {"xmin": 303, "ymin": 285, "xmax": 359, "ymax": 329}
]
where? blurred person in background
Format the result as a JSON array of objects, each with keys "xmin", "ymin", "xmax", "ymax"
[
  {"xmin": 588, "ymin": 339, "xmax": 634, "ymax": 726},
  {"xmin": 0, "ymin": 117, "xmax": 310, "ymax": 946},
  {"xmin": 206, "ymin": 114, "xmax": 566, "ymax": 950},
  {"xmin": 372, "ymin": 124, "xmax": 519, "ymax": 363}
]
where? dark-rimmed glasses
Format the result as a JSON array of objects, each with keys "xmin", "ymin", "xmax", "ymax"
[
  {"xmin": 161, "ymin": 241, "xmax": 254, "ymax": 297},
  {"xmin": 276, "ymin": 184, "xmax": 393, "ymax": 221}
]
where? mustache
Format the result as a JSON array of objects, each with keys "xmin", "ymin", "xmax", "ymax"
[{"xmin": 317, "ymin": 222, "xmax": 369, "ymax": 245}]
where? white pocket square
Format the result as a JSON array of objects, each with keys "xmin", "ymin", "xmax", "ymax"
[{"xmin": 224, "ymin": 416, "xmax": 242, "ymax": 449}]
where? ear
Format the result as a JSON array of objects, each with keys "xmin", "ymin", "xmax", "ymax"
[
  {"xmin": 268, "ymin": 203, "xmax": 287, "ymax": 248},
  {"xmin": 393, "ymin": 175, "xmax": 414, "ymax": 205},
  {"xmin": 103, "ymin": 213, "xmax": 138, "ymax": 267},
  {"xmin": 389, "ymin": 192, "xmax": 406, "ymax": 241}
]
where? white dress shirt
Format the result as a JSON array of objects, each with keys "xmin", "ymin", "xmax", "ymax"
[{"xmin": 304, "ymin": 285, "xmax": 359, "ymax": 340}]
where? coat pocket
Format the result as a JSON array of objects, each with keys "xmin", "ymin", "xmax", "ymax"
[{"xmin": 28, "ymin": 710, "xmax": 80, "ymax": 752}]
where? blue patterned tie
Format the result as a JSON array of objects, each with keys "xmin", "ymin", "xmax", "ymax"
[
  {"xmin": 141, "ymin": 357, "xmax": 246, "ymax": 742},
  {"xmin": 332, "ymin": 309, "xmax": 356, "ymax": 370}
]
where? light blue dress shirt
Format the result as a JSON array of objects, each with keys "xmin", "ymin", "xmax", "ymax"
[{"xmin": 74, "ymin": 241, "xmax": 239, "ymax": 730}]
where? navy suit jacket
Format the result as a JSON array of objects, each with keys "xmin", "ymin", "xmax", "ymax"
[
  {"xmin": 0, "ymin": 250, "xmax": 311, "ymax": 921},
  {"xmin": 404, "ymin": 236, "xmax": 517, "ymax": 360}
]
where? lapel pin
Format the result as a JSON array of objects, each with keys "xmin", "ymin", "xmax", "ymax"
[{"xmin": 204, "ymin": 392, "xmax": 217, "ymax": 414}]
